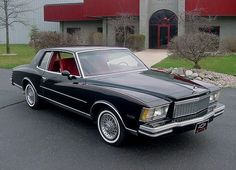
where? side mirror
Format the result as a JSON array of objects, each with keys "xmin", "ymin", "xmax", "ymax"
[
  {"xmin": 61, "ymin": 70, "xmax": 76, "ymax": 80},
  {"xmin": 61, "ymin": 70, "xmax": 70, "ymax": 77}
]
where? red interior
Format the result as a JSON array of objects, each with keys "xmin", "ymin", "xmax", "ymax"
[
  {"xmin": 60, "ymin": 58, "xmax": 80, "ymax": 76},
  {"xmin": 48, "ymin": 53, "xmax": 60, "ymax": 72},
  {"xmin": 47, "ymin": 52, "xmax": 80, "ymax": 76}
]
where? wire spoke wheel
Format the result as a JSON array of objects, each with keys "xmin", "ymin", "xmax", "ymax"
[
  {"xmin": 25, "ymin": 84, "xmax": 36, "ymax": 107},
  {"xmin": 100, "ymin": 113, "xmax": 119, "ymax": 140},
  {"xmin": 97, "ymin": 110, "xmax": 125, "ymax": 146}
]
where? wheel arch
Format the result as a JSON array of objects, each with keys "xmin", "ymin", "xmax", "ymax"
[
  {"xmin": 22, "ymin": 78, "xmax": 30, "ymax": 90},
  {"xmin": 22, "ymin": 77, "xmax": 38, "ymax": 95},
  {"xmin": 90, "ymin": 100, "xmax": 138, "ymax": 135}
]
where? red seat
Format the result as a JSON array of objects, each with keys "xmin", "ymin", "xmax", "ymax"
[
  {"xmin": 60, "ymin": 58, "xmax": 80, "ymax": 76},
  {"xmin": 48, "ymin": 53, "xmax": 60, "ymax": 72}
]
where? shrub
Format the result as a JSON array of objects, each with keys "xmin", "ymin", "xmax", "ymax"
[
  {"xmin": 169, "ymin": 32, "xmax": 219, "ymax": 69},
  {"xmin": 30, "ymin": 31, "xmax": 80, "ymax": 51},
  {"xmin": 220, "ymin": 38, "xmax": 236, "ymax": 53},
  {"xmin": 126, "ymin": 34, "xmax": 145, "ymax": 51},
  {"xmin": 89, "ymin": 32, "xmax": 103, "ymax": 46}
]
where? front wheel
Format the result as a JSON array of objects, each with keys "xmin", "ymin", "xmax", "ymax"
[
  {"xmin": 25, "ymin": 83, "xmax": 41, "ymax": 109},
  {"xmin": 97, "ymin": 110, "xmax": 126, "ymax": 146}
]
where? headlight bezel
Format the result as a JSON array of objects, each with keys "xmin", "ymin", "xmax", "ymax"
[
  {"xmin": 139, "ymin": 104, "xmax": 169, "ymax": 123},
  {"xmin": 209, "ymin": 91, "xmax": 220, "ymax": 103}
]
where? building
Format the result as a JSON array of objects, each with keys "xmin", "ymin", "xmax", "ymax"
[
  {"xmin": 1, "ymin": 0, "xmax": 235, "ymax": 47},
  {"xmin": 44, "ymin": 0, "xmax": 236, "ymax": 49},
  {"xmin": 0, "ymin": 0, "xmax": 82, "ymax": 44}
]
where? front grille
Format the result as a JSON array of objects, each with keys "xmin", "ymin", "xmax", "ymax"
[
  {"xmin": 173, "ymin": 109, "xmax": 208, "ymax": 122},
  {"xmin": 173, "ymin": 96, "xmax": 209, "ymax": 118}
]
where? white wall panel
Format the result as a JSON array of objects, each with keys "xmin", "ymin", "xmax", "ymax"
[{"xmin": 0, "ymin": 0, "xmax": 83, "ymax": 44}]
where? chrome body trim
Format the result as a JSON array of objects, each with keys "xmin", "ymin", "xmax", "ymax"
[
  {"xmin": 40, "ymin": 86, "xmax": 87, "ymax": 104},
  {"xmin": 36, "ymin": 50, "xmax": 83, "ymax": 78},
  {"xmin": 36, "ymin": 66, "xmax": 61, "ymax": 75},
  {"xmin": 175, "ymin": 95, "xmax": 209, "ymax": 105},
  {"xmin": 90, "ymin": 100, "xmax": 138, "ymax": 135},
  {"xmin": 75, "ymin": 48, "xmax": 129, "ymax": 54},
  {"xmin": 139, "ymin": 103, "xmax": 225, "ymax": 137},
  {"xmin": 38, "ymin": 48, "xmax": 149, "ymax": 79},
  {"xmin": 22, "ymin": 77, "xmax": 38, "ymax": 95},
  {"xmin": 12, "ymin": 82, "xmax": 22, "ymax": 89},
  {"xmin": 139, "ymin": 129, "xmax": 173, "ymax": 137},
  {"xmin": 75, "ymin": 52, "xmax": 85, "ymax": 78},
  {"xmin": 38, "ymin": 94, "xmax": 91, "ymax": 118}
]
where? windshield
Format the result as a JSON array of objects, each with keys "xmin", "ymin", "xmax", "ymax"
[{"xmin": 77, "ymin": 49, "xmax": 147, "ymax": 77}]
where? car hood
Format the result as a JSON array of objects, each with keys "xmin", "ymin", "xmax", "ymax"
[{"xmin": 87, "ymin": 70, "xmax": 210, "ymax": 101}]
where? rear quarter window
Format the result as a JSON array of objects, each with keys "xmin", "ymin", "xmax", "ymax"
[{"xmin": 38, "ymin": 52, "xmax": 52, "ymax": 70}]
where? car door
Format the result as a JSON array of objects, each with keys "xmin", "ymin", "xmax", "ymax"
[{"xmin": 40, "ymin": 51, "xmax": 90, "ymax": 116}]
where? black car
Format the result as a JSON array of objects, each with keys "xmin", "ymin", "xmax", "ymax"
[{"xmin": 11, "ymin": 47, "xmax": 225, "ymax": 146}]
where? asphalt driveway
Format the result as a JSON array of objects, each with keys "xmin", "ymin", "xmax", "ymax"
[{"xmin": 0, "ymin": 69, "xmax": 235, "ymax": 170}]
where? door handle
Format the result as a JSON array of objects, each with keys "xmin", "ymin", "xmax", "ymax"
[{"xmin": 42, "ymin": 77, "xmax": 47, "ymax": 82}]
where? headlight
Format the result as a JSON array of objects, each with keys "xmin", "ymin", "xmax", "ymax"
[
  {"xmin": 139, "ymin": 105, "xmax": 169, "ymax": 122},
  {"xmin": 209, "ymin": 91, "xmax": 220, "ymax": 103}
]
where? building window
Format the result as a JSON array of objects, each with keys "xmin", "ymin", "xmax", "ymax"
[
  {"xmin": 67, "ymin": 28, "xmax": 81, "ymax": 34},
  {"xmin": 199, "ymin": 26, "xmax": 220, "ymax": 36},
  {"xmin": 97, "ymin": 27, "xmax": 103, "ymax": 33}
]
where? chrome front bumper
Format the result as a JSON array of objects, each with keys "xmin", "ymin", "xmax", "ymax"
[{"xmin": 138, "ymin": 103, "xmax": 225, "ymax": 137}]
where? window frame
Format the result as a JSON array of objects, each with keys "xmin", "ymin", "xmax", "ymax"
[
  {"xmin": 38, "ymin": 51, "xmax": 53, "ymax": 70},
  {"xmin": 76, "ymin": 49, "xmax": 148, "ymax": 78},
  {"xmin": 37, "ymin": 50, "xmax": 83, "ymax": 78}
]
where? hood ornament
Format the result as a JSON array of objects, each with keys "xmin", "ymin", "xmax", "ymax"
[{"xmin": 192, "ymin": 85, "xmax": 198, "ymax": 94}]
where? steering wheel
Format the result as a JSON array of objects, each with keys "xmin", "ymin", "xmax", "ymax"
[{"xmin": 118, "ymin": 62, "xmax": 128, "ymax": 66}]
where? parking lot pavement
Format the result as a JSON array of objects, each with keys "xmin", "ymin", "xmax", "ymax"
[
  {"xmin": 0, "ymin": 69, "xmax": 236, "ymax": 170},
  {"xmin": 0, "ymin": 69, "xmax": 24, "ymax": 108}
]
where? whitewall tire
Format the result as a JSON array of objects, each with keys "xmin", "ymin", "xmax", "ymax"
[
  {"xmin": 97, "ymin": 110, "xmax": 126, "ymax": 146},
  {"xmin": 24, "ymin": 83, "xmax": 41, "ymax": 109}
]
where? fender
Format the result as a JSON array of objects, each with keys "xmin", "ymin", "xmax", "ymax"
[{"xmin": 90, "ymin": 100, "xmax": 138, "ymax": 135}]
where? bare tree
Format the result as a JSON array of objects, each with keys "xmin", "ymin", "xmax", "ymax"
[
  {"xmin": 169, "ymin": 10, "xmax": 219, "ymax": 69},
  {"xmin": 184, "ymin": 10, "xmax": 216, "ymax": 34},
  {"xmin": 169, "ymin": 32, "xmax": 219, "ymax": 69},
  {"xmin": 109, "ymin": 13, "xmax": 137, "ymax": 47},
  {"xmin": 0, "ymin": 0, "xmax": 30, "ymax": 54}
]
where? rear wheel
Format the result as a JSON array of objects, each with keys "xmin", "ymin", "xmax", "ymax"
[
  {"xmin": 25, "ymin": 83, "xmax": 41, "ymax": 109},
  {"xmin": 97, "ymin": 109, "xmax": 126, "ymax": 146}
]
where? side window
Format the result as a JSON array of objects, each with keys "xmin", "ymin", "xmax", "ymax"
[
  {"xmin": 47, "ymin": 51, "xmax": 80, "ymax": 76},
  {"xmin": 38, "ymin": 52, "xmax": 52, "ymax": 70},
  {"xmin": 60, "ymin": 52, "xmax": 80, "ymax": 76},
  {"xmin": 48, "ymin": 52, "xmax": 61, "ymax": 72}
]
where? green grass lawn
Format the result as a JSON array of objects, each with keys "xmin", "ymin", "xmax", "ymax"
[
  {"xmin": 0, "ymin": 44, "xmax": 36, "ymax": 69},
  {"xmin": 152, "ymin": 55, "xmax": 236, "ymax": 75},
  {"xmin": 0, "ymin": 45, "xmax": 235, "ymax": 76}
]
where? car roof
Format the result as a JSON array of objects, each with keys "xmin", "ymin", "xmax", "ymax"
[{"xmin": 44, "ymin": 47, "xmax": 128, "ymax": 53}]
